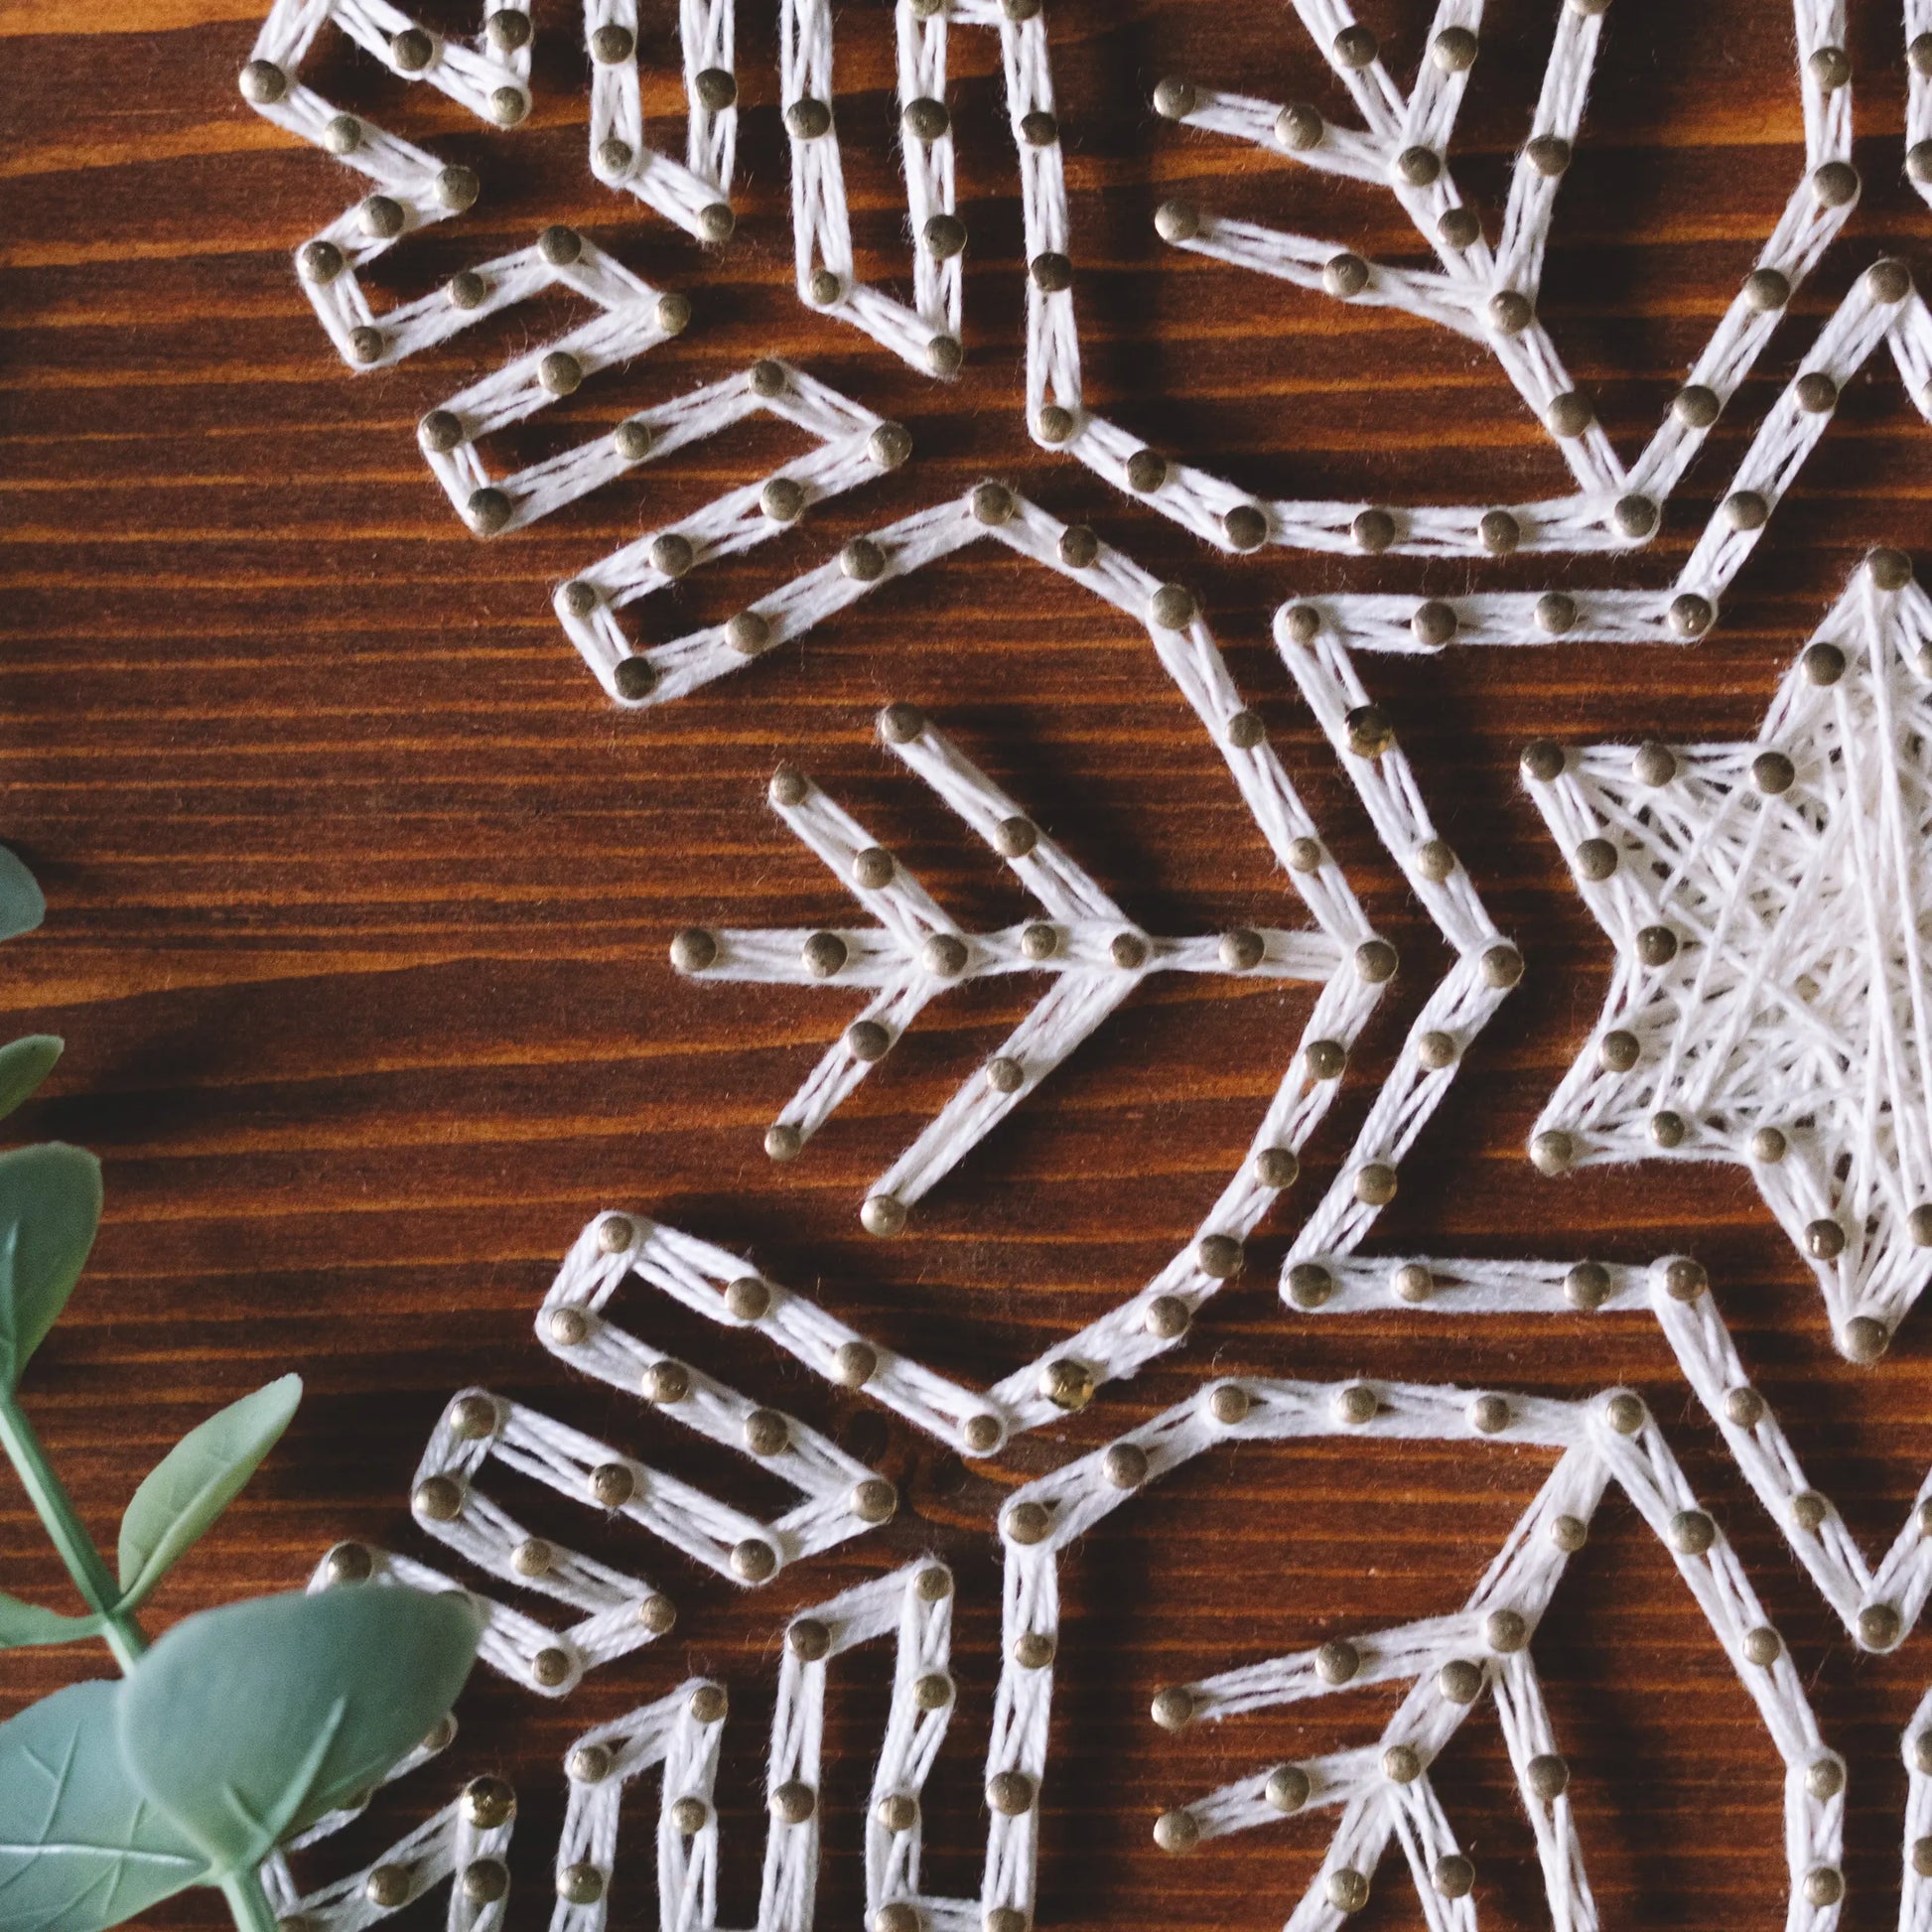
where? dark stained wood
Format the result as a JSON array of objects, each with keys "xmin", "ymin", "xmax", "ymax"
[{"xmin": 3, "ymin": 3, "xmax": 1932, "ymax": 1929}]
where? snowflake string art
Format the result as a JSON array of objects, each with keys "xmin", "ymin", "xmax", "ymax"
[
  {"xmin": 1277, "ymin": 1245, "xmax": 1932, "ymax": 1917},
  {"xmin": 1147, "ymin": 0, "xmax": 1854, "ymax": 557},
  {"xmin": 264, "ymin": 1214, "xmax": 1834, "ymax": 1932},
  {"xmin": 277, "ymin": 1553, "xmax": 975, "ymax": 1932},
  {"xmin": 229, "ymin": 0, "xmax": 1552, "ymax": 1485},
  {"xmin": 1519, "ymin": 553, "xmax": 1932, "ymax": 1362},
  {"xmin": 671, "ymin": 704, "xmax": 1355, "ymax": 1230},
  {"xmin": 256, "ymin": 1677, "xmax": 515, "ymax": 1932},
  {"xmin": 652, "ymin": 530, "xmax": 1521, "ymax": 1312},
  {"xmin": 1146, "ymin": 1, "xmax": 1932, "ymax": 653},
  {"xmin": 217, "ymin": 3, "xmax": 1932, "ymax": 1930},
  {"xmin": 1003, "ymin": 1375, "xmax": 1838, "ymax": 1932},
  {"xmin": 237, "ymin": 0, "xmax": 1932, "ymax": 699}
]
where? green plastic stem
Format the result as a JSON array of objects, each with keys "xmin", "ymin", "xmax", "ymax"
[
  {"xmin": 0, "ymin": 1387, "xmax": 282, "ymax": 1932},
  {"xmin": 0, "ymin": 1386, "xmax": 145, "ymax": 1670},
  {"xmin": 220, "ymin": 1871, "xmax": 281, "ymax": 1932}
]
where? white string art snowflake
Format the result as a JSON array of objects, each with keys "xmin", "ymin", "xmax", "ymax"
[
  {"xmin": 256, "ymin": 1587, "xmax": 517, "ymax": 1932},
  {"xmin": 1004, "ymin": 1373, "xmax": 1839, "ymax": 1932},
  {"xmin": 640, "ymin": 480, "xmax": 1521, "ymax": 1273},
  {"xmin": 1280, "ymin": 1240, "xmax": 1932, "ymax": 1926},
  {"xmin": 242, "ymin": 0, "xmax": 734, "ymax": 362},
  {"xmin": 1148, "ymin": 0, "xmax": 1854, "ymax": 559},
  {"xmin": 1518, "ymin": 553, "xmax": 1932, "ymax": 1361},
  {"xmin": 670, "ymin": 705, "xmax": 1346, "ymax": 1231},
  {"xmin": 1278, "ymin": 1248, "xmax": 1932, "ymax": 1646},
  {"xmin": 238, "ymin": 0, "xmax": 1932, "ymax": 686},
  {"xmin": 1145, "ymin": 1, "xmax": 1932, "ymax": 652},
  {"xmin": 217, "ymin": 5, "xmax": 1932, "ymax": 1930},
  {"xmin": 268, "ymin": 1213, "xmax": 1835, "ymax": 1932}
]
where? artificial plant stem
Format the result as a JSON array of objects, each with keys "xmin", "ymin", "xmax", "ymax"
[
  {"xmin": 0, "ymin": 1389, "xmax": 282, "ymax": 1932},
  {"xmin": 220, "ymin": 1871, "xmax": 280, "ymax": 1932},
  {"xmin": 0, "ymin": 1386, "xmax": 146, "ymax": 1670}
]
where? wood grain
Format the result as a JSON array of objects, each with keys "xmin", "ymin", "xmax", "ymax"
[{"xmin": 3, "ymin": 3, "xmax": 1932, "ymax": 1930}]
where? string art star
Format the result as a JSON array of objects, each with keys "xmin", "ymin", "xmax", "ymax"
[{"xmin": 1520, "ymin": 550, "xmax": 1932, "ymax": 1362}]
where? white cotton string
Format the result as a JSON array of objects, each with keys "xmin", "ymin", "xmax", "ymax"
[
  {"xmin": 242, "ymin": 0, "xmax": 735, "ymax": 392},
  {"xmin": 285, "ymin": 1226, "xmax": 1860, "ymax": 1932},
  {"xmin": 365, "ymin": 1275, "xmax": 899, "ymax": 1699},
  {"xmin": 255, "ymin": 1551, "xmax": 521, "ymax": 1931},
  {"xmin": 1150, "ymin": 0, "xmax": 1868, "ymax": 569},
  {"xmin": 675, "ymin": 709, "xmax": 1335, "ymax": 1216},
  {"xmin": 540, "ymin": 1567, "xmax": 977, "ymax": 1932},
  {"xmin": 242, "ymin": 0, "xmax": 1928, "ymax": 678},
  {"xmin": 982, "ymin": 1379, "xmax": 1836, "ymax": 1932},
  {"xmin": 1521, "ymin": 556, "xmax": 1932, "ymax": 1356},
  {"xmin": 636, "ymin": 482, "xmax": 1521, "ymax": 1352},
  {"xmin": 1286, "ymin": 1242, "xmax": 1932, "ymax": 1667}
]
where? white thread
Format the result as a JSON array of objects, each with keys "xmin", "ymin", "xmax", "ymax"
[
  {"xmin": 550, "ymin": 361, "xmax": 898, "ymax": 702},
  {"xmin": 396, "ymin": 1341, "xmax": 896, "ymax": 1696},
  {"xmin": 1269, "ymin": 269, "xmax": 1932, "ymax": 652},
  {"xmin": 1520, "ymin": 556, "xmax": 1932, "ymax": 1357},
  {"xmin": 408, "ymin": 236, "xmax": 687, "ymax": 534},
  {"xmin": 550, "ymin": 1680, "xmax": 723, "ymax": 1932},
  {"xmin": 1280, "ymin": 1244, "xmax": 1932, "ymax": 1922},
  {"xmin": 1307, "ymin": 1235, "xmax": 1932, "ymax": 1932},
  {"xmin": 550, "ymin": 1566, "xmax": 966, "ymax": 1932},
  {"xmin": 1287, "ymin": 1246, "xmax": 1932, "ymax": 1661},
  {"xmin": 1148, "ymin": 0, "xmax": 1854, "ymax": 553},
  {"xmin": 548, "ymin": 655, "xmax": 1502, "ymax": 1410},
  {"xmin": 243, "ymin": 0, "xmax": 733, "ymax": 351},
  {"xmin": 621, "ymin": 483, "xmax": 1519, "ymax": 1272},
  {"xmin": 263, "ymin": 1551, "xmax": 518, "ymax": 1932},
  {"xmin": 676, "ymin": 708, "xmax": 1341, "ymax": 1221},
  {"xmin": 276, "ymin": 1218, "xmax": 1850, "ymax": 1931},
  {"xmin": 986, "ymin": 1376, "xmax": 1834, "ymax": 1932},
  {"xmin": 263, "ymin": 1786, "xmax": 513, "ymax": 1932},
  {"xmin": 241, "ymin": 0, "xmax": 1927, "ymax": 669},
  {"xmin": 244, "ymin": 0, "xmax": 536, "ymax": 369},
  {"xmin": 1905, "ymin": 4, "xmax": 1932, "ymax": 219}
]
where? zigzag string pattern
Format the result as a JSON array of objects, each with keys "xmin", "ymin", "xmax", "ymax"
[{"xmin": 273, "ymin": 1222, "xmax": 1856, "ymax": 1932}]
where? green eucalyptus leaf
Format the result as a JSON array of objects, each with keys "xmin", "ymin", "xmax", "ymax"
[
  {"xmin": 0, "ymin": 1679, "xmax": 210, "ymax": 1932},
  {"xmin": 116, "ymin": 1375, "xmax": 303, "ymax": 1608},
  {"xmin": 0, "ymin": 1143, "xmax": 103, "ymax": 1391},
  {"xmin": 0, "ymin": 1591, "xmax": 102, "ymax": 1649},
  {"xmin": 117, "ymin": 1585, "xmax": 482, "ymax": 1876},
  {"xmin": 0, "ymin": 1038, "xmax": 61, "ymax": 1123},
  {"xmin": 0, "ymin": 848, "xmax": 44, "ymax": 946}
]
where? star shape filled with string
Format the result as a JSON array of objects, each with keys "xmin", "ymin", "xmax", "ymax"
[{"xmin": 1520, "ymin": 549, "xmax": 1932, "ymax": 1363}]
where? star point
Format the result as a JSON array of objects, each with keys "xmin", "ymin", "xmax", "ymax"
[{"xmin": 1524, "ymin": 554, "xmax": 1932, "ymax": 1357}]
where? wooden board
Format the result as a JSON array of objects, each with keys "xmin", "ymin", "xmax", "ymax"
[{"xmin": 4, "ymin": 2, "xmax": 1932, "ymax": 1928}]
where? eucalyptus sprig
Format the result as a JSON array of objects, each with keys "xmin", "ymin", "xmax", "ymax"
[{"xmin": 0, "ymin": 1025, "xmax": 482, "ymax": 1932}]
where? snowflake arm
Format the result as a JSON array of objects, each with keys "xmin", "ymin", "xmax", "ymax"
[
  {"xmin": 991, "ymin": 1374, "xmax": 1832, "ymax": 1932},
  {"xmin": 1150, "ymin": 0, "xmax": 1854, "ymax": 558},
  {"xmin": 675, "ymin": 710, "xmax": 1335, "ymax": 1221},
  {"xmin": 1285, "ymin": 1248, "xmax": 1932, "ymax": 1657}
]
